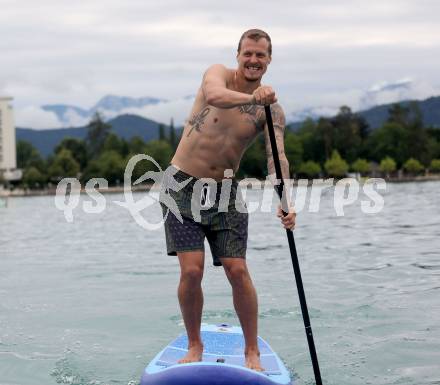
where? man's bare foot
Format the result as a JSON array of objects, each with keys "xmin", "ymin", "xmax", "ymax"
[
  {"xmin": 245, "ymin": 348, "xmax": 264, "ymax": 372},
  {"xmin": 178, "ymin": 343, "xmax": 204, "ymax": 364}
]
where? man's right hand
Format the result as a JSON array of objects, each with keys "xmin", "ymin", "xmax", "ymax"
[{"xmin": 252, "ymin": 86, "xmax": 277, "ymax": 106}]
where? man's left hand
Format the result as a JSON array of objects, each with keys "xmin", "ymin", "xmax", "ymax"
[{"xmin": 277, "ymin": 204, "xmax": 296, "ymax": 230}]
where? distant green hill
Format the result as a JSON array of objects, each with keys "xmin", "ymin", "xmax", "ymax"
[
  {"xmin": 358, "ymin": 96, "xmax": 440, "ymax": 129},
  {"xmin": 16, "ymin": 114, "xmax": 164, "ymax": 157}
]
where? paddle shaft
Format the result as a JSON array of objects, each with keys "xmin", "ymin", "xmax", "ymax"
[{"xmin": 264, "ymin": 105, "xmax": 323, "ymax": 385}]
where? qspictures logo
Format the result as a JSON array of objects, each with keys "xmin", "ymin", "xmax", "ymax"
[{"xmin": 54, "ymin": 155, "xmax": 387, "ymax": 231}]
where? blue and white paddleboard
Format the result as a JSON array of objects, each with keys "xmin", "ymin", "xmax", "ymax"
[{"xmin": 140, "ymin": 323, "xmax": 293, "ymax": 385}]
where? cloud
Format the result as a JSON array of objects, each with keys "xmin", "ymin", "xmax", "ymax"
[
  {"xmin": 62, "ymin": 108, "xmax": 91, "ymax": 127},
  {"xmin": 368, "ymin": 78, "xmax": 413, "ymax": 93},
  {"xmin": 119, "ymin": 97, "xmax": 195, "ymax": 126},
  {"xmin": 15, "ymin": 106, "xmax": 62, "ymax": 129},
  {"xmin": 1, "ymin": 0, "xmax": 439, "ymax": 128},
  {"xmin": 14, "ymin": 97, "xmax": 196, "ymax": 129},
  {"xmin": 286, "ymin": 78, "xmax": 440, "ymax": 122},
  {"xmin": 360, "ymin": 78, "xmax": 440, "ymax": 110}
]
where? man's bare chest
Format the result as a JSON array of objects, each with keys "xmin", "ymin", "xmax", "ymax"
[{"xmin": 186, "ymin": 104, "xmax": 265, "ymax": 141}]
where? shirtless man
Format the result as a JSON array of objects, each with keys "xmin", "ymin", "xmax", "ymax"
[{"xmin": 161, "ymin": 29, "xmax": 296, "ymax": 371}]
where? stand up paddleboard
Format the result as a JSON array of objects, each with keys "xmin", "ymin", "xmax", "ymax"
[{"xmin": 140, "ymin": 323, "xmax": 292, "ymax": 385}]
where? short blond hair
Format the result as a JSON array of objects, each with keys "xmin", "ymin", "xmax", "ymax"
[{"xmin": 237, "ymin": 29, "xmax": 272, "ymax": 55}]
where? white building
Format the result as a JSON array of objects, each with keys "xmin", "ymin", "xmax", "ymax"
[{"xmin": 0, "ymin": 97, "xmax": 20, "ymax": 181}]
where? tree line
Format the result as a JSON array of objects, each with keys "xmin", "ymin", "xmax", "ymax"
[
  {"xmin": 17, "ymin": 114, "xmax": 176, "ymax": 188},
  {"xmin": 235, "ymin": 102, "xmax": 440, "ymax": 179},
  {"xmin": 15, "ymin": 103, "xmax": 440, "ymax": 189}
]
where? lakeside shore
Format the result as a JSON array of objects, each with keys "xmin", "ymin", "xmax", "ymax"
[{"xmin": 1, "ymin": 175, "xmax": 440, "ymax": 198}]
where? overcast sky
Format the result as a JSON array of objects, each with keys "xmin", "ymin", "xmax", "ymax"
[{"xmin": 1, "ymin": 0, "xmax": 439, "ymax": 128}]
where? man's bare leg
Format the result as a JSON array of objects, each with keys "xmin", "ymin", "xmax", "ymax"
[
  {"xmin": 221, "ymin": 257, "xmax": 263, "ymax": 371},
  {"xmin": 177, "ymin": 251, "xmax": 205, "ymax": 363}
]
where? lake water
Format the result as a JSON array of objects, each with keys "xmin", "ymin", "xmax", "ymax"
[{"xmin": 1, "ymin": 181, "xmax": 439, "ymax": 385}]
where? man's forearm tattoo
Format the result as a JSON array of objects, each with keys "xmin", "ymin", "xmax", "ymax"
[
  {"xmin": 187, "ymin": 107, "xmax": 210, "ymax": 137},
  {"xmin": 271, "ymin": 105, "xmax": 286, "ymax": 133},
  {"xmin": 264, "ymin": 103, "xmax": 287, "ymax": 177},
  {"xmin": 271, "ymin": 105, "xmax": 284, "ymax": 128}
]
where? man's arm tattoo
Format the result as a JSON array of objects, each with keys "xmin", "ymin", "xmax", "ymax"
[
  {"xmin": 187, "ymin": 107, "xmax": 210, "ymax": 137},
  {"xmin": 238, "ymin": 105, "xmax": 265, "ymax": 130},
  {"xmin": 238, "ymin": 105, "xmax": 257, "ymax": 115},
  {"xmin": 265, "ymin": 104, "xmax": 289, "ymax": 179},
  {"xmin": 264, "ymin": 104, "xmax": 291, "ymax": 207}
]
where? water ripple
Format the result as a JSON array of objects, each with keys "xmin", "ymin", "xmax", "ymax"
[
  {"xmin": 411, "ymin": 263, "xmax": 440, "ymax": 270},
  {"xmin": 349, "ymin": 263, "xmax": 393, "ymax": 272}
]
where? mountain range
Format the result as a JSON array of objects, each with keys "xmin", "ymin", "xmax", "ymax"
[
  {"xmin": 17, "ymin": 115, "xmax": 163, "ymax": 157},
  {"xmin": 42, "ymin": 95, "xmax": 167, "ymax": 126},
  {"xmin": 357, "ymin": 96, "xmax": 440, "ymax": 129},
  {"xmin": 17, "ymin": 95, "xmax": 440, "ymax": 157}
]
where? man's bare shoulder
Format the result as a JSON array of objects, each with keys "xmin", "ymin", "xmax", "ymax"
[{"xmin": 204, "ymin": 64, "xmax": 235, "ymax": 80}]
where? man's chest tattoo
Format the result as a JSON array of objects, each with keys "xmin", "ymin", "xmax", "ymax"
[
  {"xmin": 238, "ymin": 105, "xmax": 258, "ymax": 115},
  {"xmin": 238, "ymin": 105, "xmax": 264, "ymax": 130},
  {"xmin": 187, "ymin": 107, "xmax": 210, "ymax": 137}
]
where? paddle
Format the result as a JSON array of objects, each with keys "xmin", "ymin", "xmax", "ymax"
[{"xmin": 264, "ymin": 105, "xmax": 323, "ymax": 385}]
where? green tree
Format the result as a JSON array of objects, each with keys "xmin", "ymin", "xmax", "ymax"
[
  {"xmin": 284, "ymin": 132, "xmax": 303, "ymax": 175},
  {"xmin": 297, "ymin": 118, "xmax": 326, "ymax": 164},
  {"xmin": 129, "ymin": 136, "xmax": 146, "ymax": 154},
  {"xmin": 54, "ymin": 137, "xmax": 88, "ymax": 170},
  {"xmin": 430, "ymin": 159, "xmax": 440, "ymax": 173},
  {"xmin": 80, "ymin": 159, "xmax": 99, "ymax": 184},
  {"xmin": 427, "ymin": 127, "xmax": 440, "ymax": 143},
  {"xmin": 317, "ymin": 117, "xmax": 334, "ymax": 159},
  {"xmin": 158, "ymin": 123, "xmax": 166, "ymax": 141},
  {"xmin": 400, "ymin": 102, "xmax": 429, "ymax": 164},
  {"xmin": 358, "ymin": 116, "xmax": 370, "ymax": 141},
  {"xmin": 379, "ymin": 156, "xmax": 397, "ymax": 178},
  {"xmin": 102, "ymin": 133, "xmax": 129, "ymax": 157},
  {"xmin": 427, "ymin": 128, "xmax": 440, "ymax": 160},
  {"xmin": 86, "ymin": 113, "xmax": 111, "ymax": 157},
  {"xmin": 298, "ymin": 161, "xmax": 321, "ymax": 178},
  {"xmin": 403, "ymin": 158, "xmax": 424, "ymax": 175},
  {"xmin": 83, "ymin": 150, "xmax": 125, "ymax": 185},
  {"xmin": 16, "ymin": 140, "xmax": 45, "ymax": 170},
  {"xmin": 169, "ymin": 118, "xmax": 177, "ymax": 149},
  {"xmin": 48, "ymin": 149, "xmax": 80, "ymax": 181},
  {"xmin": 331, "ymin": 106, "xmax": 364, "ymax": 163},
  {"xmin": 324, "ymin": 150, "xmax": 348, "ymax": 177},
  {"xmin": 351, "ymin": 158, "xmax": 371, "ymax": 175},
  {"xmin": 125, "ymin": 141, "xmax": 172, "ymax": 183},
  {"xmin": 387, "ymin": 103, "xmax": 410, "ymax": 127},
  {"xmin": 23, "ymin": 166, "xmax": 46, "ymax": 189},
  {"xmin": 380, "ymin": 102, "xmax": 432, "ymax": 166},
  {"xmin": 238, "ymin": 136, "xmax": 266, "ymax": 178},
  {"xmin": 368, "ymin": 122, "xmax": 409, "ymax": 166},
  {"xmin": 145, "ymin": 140, "xmax": 173, "ymax": 170}
]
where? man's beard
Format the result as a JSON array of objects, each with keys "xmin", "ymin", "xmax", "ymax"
[{"xmin": 244, "ymin": 75, "xmax": 261, "ymax": 83}]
